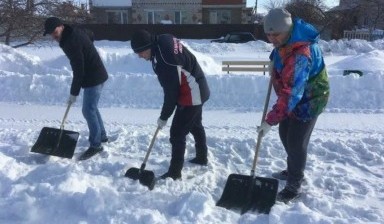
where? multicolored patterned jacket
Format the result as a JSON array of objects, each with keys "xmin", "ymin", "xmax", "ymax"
[{"xmin": 266, "ymin": 19, "xmax": 330, "ymax": 125}]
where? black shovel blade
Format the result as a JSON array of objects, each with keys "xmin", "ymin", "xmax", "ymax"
[
  {"xmin": 125, "ymin": 167, "xmax": 155, "ymax": 190},
  {"xmin": 31, "ymin": 127, "xmax": 79, "ymax": 159},
  {"xmin": 216, "ymin": 174, "xmax": 278, "ymax": 214}
]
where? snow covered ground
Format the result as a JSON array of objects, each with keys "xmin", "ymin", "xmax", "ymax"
[{"xmin": 0, "ymin": 37, "xmax": 383, "ymax": 224}]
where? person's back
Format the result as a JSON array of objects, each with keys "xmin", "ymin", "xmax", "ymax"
[
  {"xmin": 149, "ymin": 33, "xmax": 210, "ymax": 120},
  {"xmin": 152, "ymin": 33, "xmax": 210, "ymax": 105},
  {"xmin": 59, "ymin": 24, "xmax": 108, "ymax": 95}
]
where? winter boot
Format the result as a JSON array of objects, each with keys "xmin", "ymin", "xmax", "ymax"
[
  {"xmin": 276, "ymin": 186, "xmax": 301, "ymax": 203},
  {"xmin": 189, "ymin": 157, "xmax": 208, "ymax": 166},
  {"xmin": 101, "ymin": 137, "xmax": 109, "ymax": 143},
  {"xmin": 78, "ymin": 146, "xmax": 103, "ymax": 160},
  {"xmin": 272, "ymin": 170, "xmax": 288, "ymax": 180},
  {"xmin": 160, "ymin": 159, "xmax": 183, "ymax": 180},
  {"xmin": 272, "ymin": 170, "xmax": 307, "ymax": 184},
  {"xmin": 160, "ymin": 172, "xmax": 181, "ymax": 180},
  {"xmin": 190, "ymin": 144, "xmax": 208, "ymax": 166}
]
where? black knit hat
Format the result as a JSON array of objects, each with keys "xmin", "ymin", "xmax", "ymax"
[
  {"xmin": 131, "ymin": 30, "xmax": 153, "ymax": 53},
  {"xmin": 43, "ymin": 17, "xmax": 63, "ymax": 36}
]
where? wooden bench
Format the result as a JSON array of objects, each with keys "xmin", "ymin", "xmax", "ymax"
[{"xmin": 222, "ymin": 61, "xmax": 269, "ymax": 74}]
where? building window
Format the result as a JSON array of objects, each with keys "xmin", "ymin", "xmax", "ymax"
[
  {"xmin": 175, "ymin": 11, "xmax": 187, "ymax": 24},
  {"xmin": 219, "ymin": 10, "xmax": 231, "ymax": 24},
  {"xmin": 209, "ymin": 10, "xmax": 231, "ymax": 24},
  {"xmin": 147, "ymin": 11, "xmax": 155, "ymax": 24},
  {"xmin": 147, "ymin": 10, "xmax": 163, "ymax": 24},
  {"xmin": 209, "ymin": 11, "xmax": 217, "ymax": 24},
  {"xmin": 107, "ymin": 10, "xmax": 128, "ymax": 24}
]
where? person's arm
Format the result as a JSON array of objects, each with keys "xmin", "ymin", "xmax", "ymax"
[
  {"xmin": 157, "ymin": 65, "xmax": 180, "ymax": 120},
  {"xmin": 155, "ymin": 36, "xmax": 181, "ymax": 120},
  {"xmin": 64, "ymin": 37, "xmax": 85, "ymax": 96}
]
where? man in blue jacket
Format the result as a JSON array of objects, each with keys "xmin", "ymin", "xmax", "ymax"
[
  {"xmin": 43, "ymin": 17, "xmax": 109, "ymax": 160},
  {"xmin": 131, "ymin": 30, "xmax": 210, "ymax": 180}
]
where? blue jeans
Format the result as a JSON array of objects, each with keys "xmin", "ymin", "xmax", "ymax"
[{"xmin": 82, "ymin": 84, "xmax": 106, "ymax": 148}]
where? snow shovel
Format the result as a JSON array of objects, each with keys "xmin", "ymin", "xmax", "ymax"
[
  {"xmin": 216, "ymin": 78, "xmax": 278, "ymax": 214},
  {"xmin": 124, "ymin": 127, "xmax": 160, "ymax": 190},
  {"xmin": 31, "ymin": 102, "xmax": 79, "ymax": 159}
]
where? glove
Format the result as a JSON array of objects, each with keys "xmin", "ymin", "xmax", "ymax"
[
  {"xmin": 67, "ymin": 95, "xmax": 77, "ymax": 104},
  {"xmin": 157, "ymin": 118, "xmax": 167, "ymax": 129},
  {"xmin": 257, "ymin": 121, "xmax": 271, "ymax": 137}
]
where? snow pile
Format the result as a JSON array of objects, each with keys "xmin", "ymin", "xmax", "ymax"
[
  {"xmin": 1, "ymin": 40, "xmax": 383, "ymax": 111},
  {"xmin": 0, "ymin": 38, "xmax": 383, "ymax": 224}
]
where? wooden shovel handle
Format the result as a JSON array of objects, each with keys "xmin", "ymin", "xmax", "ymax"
[
  {"xmin": 55, "ymin": 102, "xmax": 73, "ymax": 151},
  {"xmin": 251, "ymin": 78, "xmax": 273, "ymax": 176},
  {"xmin": 60, "ymin": 102, "xmax": 72, "ymax": 130},
  {"xmin": 141, "ymin": 127, "xmax": 160, "ymax": 170}
]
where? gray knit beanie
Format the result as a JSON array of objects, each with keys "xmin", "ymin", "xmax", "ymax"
[{"xmin": 263, "ymin": 8, "xmax": 293, "ymax": 33}]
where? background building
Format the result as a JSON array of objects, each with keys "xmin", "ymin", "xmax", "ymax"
[
  {"xmin": 201, "ymin": 0, "xmax": 249, "ymax": 24},
  {"xmin": 90, "ymin": 0, "xmax": 132, "ymax": 24},
  {"xmin": 89, "ymin": 0, "xmax": 252, "ymax": 24},
  {"xmin": 132, "ymin": 0, "xmax": 202, "ymax": 24}
]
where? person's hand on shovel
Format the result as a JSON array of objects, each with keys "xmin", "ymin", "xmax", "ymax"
[
  {"xmin": 257, "ymin": 121, "xmax": 271, "ymax": 137},
  {"xmin": 67, "ymin": 95, "xmax": 77, "ymax": 105},
  {"xmin": 157, "ymin": 118, "xmax": 167, "ymax": 129}
]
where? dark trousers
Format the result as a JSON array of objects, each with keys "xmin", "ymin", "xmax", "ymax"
[
  {"xmin": 279, "ymin": 116, "xmax": 318, "ymax": 191},
  {"xmin": 168, "ymin": 105, "xmax": 207, "ymax": 174}
]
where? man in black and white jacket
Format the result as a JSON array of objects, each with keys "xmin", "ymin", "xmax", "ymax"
[{"xmin": 131, "ymin": 30, "xmax": 210, "ymax": 180}]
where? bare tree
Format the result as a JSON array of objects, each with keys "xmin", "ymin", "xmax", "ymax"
[
  {"xmin": 262, "ymin": 0, "xmax": 290, "ymax": 12},
  {"xmin": 358, "ymin": 0, "xmax": 384, "ymax": 30},
  {"xmin": 0, "ymin": 0, "xmax": 90, "ymax": 48},
  {"xmin": 262, "ymin": 0, "xmax": 331, "ymax": 33},
  {"xmin": 285, "ymin": 1, "xmax": 328, "ymax": 28},
  {"xmin": 328, "ymin": 10, "xmax": 357, "ymax": 39},
  {"xmin": 328, "ymin": 0, "xmax": 384, "ymax": 39}
]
